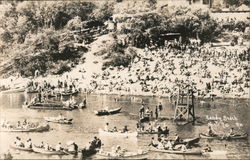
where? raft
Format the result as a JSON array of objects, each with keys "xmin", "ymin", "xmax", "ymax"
[
  {"xmin": 97, "ymin": 150, "xmax": 148, "ymax": 159},
  {"xmin": 199, "ymin": 133, "xmax": 248, "ymax": 140},
  {"xmin": 94, "ymin": 107, "xmax": 122, "ymax": 116},
  {"xmin": 98, "ymin": 129, "xmax": 138, "ymax": 137},
  {"xmin": 10, "ymin": 144, "xmax": 33, "ymax": 152},
  {"xmin": 0, "ymin": 124, "xmax": 50, "ymax": 132},
  {"xmin": 150, "ymin": 147, "xmax": 202, "ymax": 155},
  {"xmin": 44, "ymin": 117, "xmax": 73, "ymax": 124}
]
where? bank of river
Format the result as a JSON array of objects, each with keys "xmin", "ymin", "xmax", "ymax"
[{"xmin": 0, "ymin": 92, "xmax": 250, "ymax": 159}]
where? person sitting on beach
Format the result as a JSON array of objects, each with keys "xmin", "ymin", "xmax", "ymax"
[
  {"xmin": 17, "ymin": 121, "xmax": 21, "ymax": 128},
  {"xmin": 163, "ymin": 126, "xmax": 169, "ymax": 135},
  {"xmin": 180, "ymin": 144, "xmax": 187, "ymax": 151},
  {"xmin": 148, "ymin": 137, "xmax": 158, "ymax": 147},
  {"xmin": 122, "ymin": 126, "xmax": 129, "ymax": 133},
  {"xmin": 113, "ymin": 126, "xmax": 118, "ymax": 132},
  {"xmin": 55, "ymin": 142, "xmax": 63, "ymax": 151},
  {"xmin": 96, "ymin": 138, "xmax": 102, "ymax": 148},
  {"xmin": 23, "ymin": 119, "xmax": 27, "ymax": 126},
  {"xmin": 203, "ymin": 144, "xmax": 212, "ymax": 152},
  {"xmin": 104, "ymin": 123, "xmax": 109, "ymax": 132}
]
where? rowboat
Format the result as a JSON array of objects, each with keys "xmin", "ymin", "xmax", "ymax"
[
  {"xmin": 94, "ymin": 107, "xmax": 122, "ymax": 116},
  {"xmin": 97, "ymin": 150, "xmax": 148, "ymax": 159},
  {"xmin": 10, "ymin": 144, "xmax": 33, "ymax": 152},
  {"xmin": 98, "ymin": 129, "xmax": 138, "ymax": 137},
  {"xmin": 32, "ymin": 146, "xmax": 66, "ymax": 155},
  {"xmin": 44, "ymin": 117, "xmax": 73, "ymax": 124},
  {"xmin": 0, "ymin": 124, "xmax": 50, "ymax": 132},
  {"xmin": 150, "ymin": 147, "xmax": 202, "ymax": 155},
  {"xmin": 199, "ymin": 133, "xmax": 248, "ymax": 140}
]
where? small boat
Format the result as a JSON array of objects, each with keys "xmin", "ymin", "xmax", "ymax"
[
  {"xmin": 1, "ymin": 87, "xmax": 26, "ymax": 94},
  {"xmin": 10, "ymin": 144, "xmax": 33, "ymax": 152},
  {"xmin": 97, "ymin": 150, "xmax": 148, "ymax": 159},
  {"xmin": 150, "ymin": 147, "xmax": 202, "ymax": 155},
  {"xmin": 32, "ymin": 146, "xmax": 66, "ymax": 155},
  {"xmin": 98, "ymin": 129, "xmax": 138, "ymax": 137},
  {"xmin": 137, "ymin": 130, "xmax": 169, "ymax": 135},
  {"xmin": 48, "ymin": 91, "xmax": 79, "ymax": 98},
  {"xmin": 1, "ymin": 124, "xmax": 50, "ymax": 132},
  {"xmin": 27, "ymin": 102, "xmax": 74, "ymax": 111},
  {"xmin": 94, "ymin": 107, "xmax": 122, "ymax": 116},
  {"xmin": 44, "ymin": 117, "xmax": 73, "ymax": 124},
  {"xmin": 81, "ymin": 148, "xmax": 100, "ymax": 158},
  {"xmin": 199, "ymin": 133, "xmax": 248, "ymax": 140}
]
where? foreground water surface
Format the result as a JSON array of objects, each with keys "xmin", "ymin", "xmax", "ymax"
[{"xmin": 0, "ymin": 92, "xmax": 250, "ymax": 159}]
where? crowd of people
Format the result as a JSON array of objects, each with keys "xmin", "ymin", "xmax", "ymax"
[
  {"xmin": 85, "ymin": 40, "xmax": 249, "ymax": 99},
  {"xmin": 1, "ymin": 119, "xmax": 37, "ymax": 129}
]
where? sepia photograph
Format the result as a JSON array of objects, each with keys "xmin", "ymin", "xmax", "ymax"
[{"xmin": 0, "ymin": 0, "xmax": 249, "ymax": 159}]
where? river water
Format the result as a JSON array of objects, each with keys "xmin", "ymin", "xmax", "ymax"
[{"xmin": 0, "ymin": 92, "xmax": 249, "ymax": 159}]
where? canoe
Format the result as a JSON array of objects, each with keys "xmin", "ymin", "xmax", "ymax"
[
  {"xmin": 27, "ymin": 103, "xmax": 74, "ymax": 111},
  {"xmin": 33, "ymin": 146, "xmax": 66, "ymax": 155},
  {"xmin": 94, "ymin": 107, "xmax": 122, "ymax": 116},
  {"xmin": 199, "ymin": 133, "xmax": 248, "ymax": 140},
  {"xmin": 137, "ymin": 130, "xmax": 169, "ymax": 135},
  {"xmin": 139, "ymin": 116, "xmax": 150, "ymax": 123},
  {"xmin": 44, "ymin": 117, "xmax": 73, "ymax": 124},
  {"xmin": 150, "ymin": 147, "xmax": 202, "ymax": 155},
  {"xmin": 1, "ymin": 124, "xmax": 50, "ymax": 132},
  {"xmin": 10, "ymin": 144, "xmax": 33, "ymax": 152},
  {"xmin": 1, "ymin": 87, "xmax": 26, "ymax": 94},
  {"xmin": 99, "ymin": 129, "xmax": 138, "ymax": 137},
  {"xmin": 48, "ymin": 91, "xmax": 79, "ymax": 98},
  {"xmin": 97, "ymin": 150, "xmax": 148, "ymax": 158},
  {"xmin": 81, "ymin": 148, "xmax": 99, "ymax": 158}
]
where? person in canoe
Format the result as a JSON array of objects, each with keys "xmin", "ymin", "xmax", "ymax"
[
  {"xmin": 14, "ymin": 137, "xmax": 24, "ymax": 147},
  {"xmin": 148, "ymin": 137, "xmax": 158, "ymax": 147},
  {"xmin": 55, "ymin": 142, "xmax": 63, "ymax": 151},
  {"xmin": 25, "ymin": 139, "xmax": 32, "ymax": 149},
  {"xmin": 207, "ymin": 125, "xmax": 217, "ymax": 137},
  {"xmin": 173, "ymin": 134, "xmax": 180, "ymax": 145},
  {"xmin": 146, "ymin": 123, "xmax": 153, "ymax": 132}
]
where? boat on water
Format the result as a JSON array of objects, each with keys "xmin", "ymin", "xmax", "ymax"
[
  {"xmin": 1, "ymin": 87, "xmax": 26, "ymax": 94},
  {"xmin": 25, "ymin": 102, "xmax": 75, "ymax": 111},
  {"xmin": 199, "ymin": 133, "xmax": 248, "ymax": 140},
  {"xmin": 0, "ymin": 124, "xmax": 50, "ymax": 132},
  {"xmin": 94, "ymin": 107, "xmax": 122, "ymax": 116},
  {"xmin": 48, "ymin": 91, "xmax": 79, "ymax": 98},
  {"xmin": 32, "ymin": 146, "xmax": 67, "ymax": 155},
  {"xmin": 98, "ymin": 129, "xmax": 138, "ymax": 137},
  {"xmin": 44, "ymin": 117, "xmax": 73, "ymax": 124},
  {"xmin": 150, "ymin": 147, "xmax": 202, "ymax": 155},
  {"xmin": 10, "ymin": 144, "xmax": 33, "ymax": 152},
  {"xmin": 97, "ymin": 150, "xmax": 148, "ymax": 159},
  {"xmin": 81, "ymin": 148, "xmax": 100, "ymax": 158}
]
